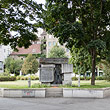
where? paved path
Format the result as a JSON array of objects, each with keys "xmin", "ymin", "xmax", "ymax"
[{"xmin": 0, "ymin": 97, "xmax": 110, "ymax": 110}]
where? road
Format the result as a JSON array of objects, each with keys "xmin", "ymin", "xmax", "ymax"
[{"xmin": 0, "ymin": 97, "xmax": 110, "ymax": 110}]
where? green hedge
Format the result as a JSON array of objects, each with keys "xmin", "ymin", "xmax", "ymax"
[
  {"xmin": 0, "ymin": 76, "xmax": 16, "ymax": 81},
  {"xmin": 72, "ymin": 77, "xmax": 78, "ymax": 81},
  {"xmin": 16, "ymin": 76, "xmax": 39, "ymax": 80},
  {"xmin": 72, "ymin": 76, "xmax": 105, "ymax": 81},
  {"xmin": 95, "ymin": 76, "xmax": 105, "ymax": 80},
  {"xmin": 72, "ymin": 77, "xmax": 91, "ymax": 81}
]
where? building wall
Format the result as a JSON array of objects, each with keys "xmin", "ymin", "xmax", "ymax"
[
  {"xmin": 40, "ymin": 30, "xmax": 71, "ymax": 58},
  {"xmin": 0, "ymin": 45, "xmax": 12, "ymax": 73}
]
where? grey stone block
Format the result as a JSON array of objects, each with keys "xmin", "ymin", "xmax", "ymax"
[
  {"xmin": 46, "ymin": 88, "xmax": 63, "ymax": 97},
  {"xmin": 35, "ymin": 89, "xmax": 45, "ymax": 98}
]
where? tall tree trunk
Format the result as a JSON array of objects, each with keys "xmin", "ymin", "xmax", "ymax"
[{"xmin": 91, "ymin": 49, "xmax": 96, "ymax": 85}]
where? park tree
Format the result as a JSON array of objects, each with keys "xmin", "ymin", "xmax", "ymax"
[
  {"xmin": 40, "ymin": 0, "xmax": 110, "ymax": 85},
  {"xmin": 48, "ymin": 45, "xmax": 67, "ymax": 58},
  {"xmin": 21, "ymin": 54, "xmax": 39, "ymax": 75},
  {"xmin": 0, "ymin": 0, "xmax": 42, "ymax": 49},
  {"xmin": 70, "ymin": 46, "xmax": 91, "ymax": 79},
  {"xmin": 5, "ymin": 57, "xmax": 23, "ymax": 75}
]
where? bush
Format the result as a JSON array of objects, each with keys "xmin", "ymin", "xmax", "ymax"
[
  {"xmin": 32, "ymin": 83, "xmax": 50, "ymax": 88},
  {"xmin": 86, "ymin": 77, "xmax": 91, "ymax": 80},
  {"xmin": 16, "ymin": 75, "xmax": 39, "ymax": 80},
  {"xmin": 0, "ymin": 76, "xmax": 16, "ymax": 81},
  {"xmin": 96, "ymin": 76, "xmax": 105, "ymax": 80},
  {"xmin": 80, "ymin": 77, "xmax": 84, "ymax": 80},
  {"xmin": 16, "ymin": 76, "xmax": 21, "ymax": 80},
  {"xmin": 72, "ymin": 77, "xmax": 78, "ymax": 81},
  {"xmin": 20, "ymin": 76, "xmax": 25, "ymax": 80}
]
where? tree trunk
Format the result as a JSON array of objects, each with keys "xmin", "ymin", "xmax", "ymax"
[{"xmin": 91, "ymin": 49, "xmax": 96, "ymax": 85}]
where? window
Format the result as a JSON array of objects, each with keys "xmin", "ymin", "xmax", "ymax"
[
  {"xmin": 48, "ymin": 42, "xmax": 51, "ymax": 47},
  {"xmin": 53, "ymin": 41, "xmax": 56, "ymax": 46}
]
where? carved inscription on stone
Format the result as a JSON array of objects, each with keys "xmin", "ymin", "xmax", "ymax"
[{"xmin": 40, "ymin": 67, "xmax": 54, "ymax": 82}]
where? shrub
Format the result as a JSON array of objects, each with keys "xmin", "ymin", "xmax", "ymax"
[
  {"xmin": 34, "ymin": 76, "xmax": 39, "ymax": 80},
  {"xmin": 86, "ymin": 77, "xmax": 91, "ymax": 80},
  {"xmin": 16, "ymin": 76, "xmax": 21, "ymax": 80},
  {"xmin": 32, "ymin": 83, "xmax": 50, "ymax": 88},
  {"xmin": 0, "ymin": 76, "xmax": 16, "ymax": 81},
  {"xmin": 96, "ymin": 76, "xmax": 105, "ymax": 80},
  {"xmin": 16, "ymin": 75, "xmax": 39, "ymax": 80},
  {"xmin": 80, "ymin": 77, "xmax": 84, "ymax": 80},
  {"xmin": 72, "ymin": 77, "xmax": 78, "ymax": 81},
  {"xmin": 20, "ymin": 76, "xmax": 25, "ymax": 80}
]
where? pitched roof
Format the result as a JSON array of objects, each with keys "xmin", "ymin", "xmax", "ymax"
[{"xmin": 11, "ymin": 44, "xmax": 41, "ymax": 55}]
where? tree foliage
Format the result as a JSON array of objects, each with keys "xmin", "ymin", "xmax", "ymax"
[
  {"xmin": 48, "ymin": 45, "xmax": 67, "ymax": 58},
  {"xmin": 70, "ymin": 47, "xmax": 91, "ymax": 75},
  {"xmin": 5, "ymin": 57, "xmax": 23, "ymax": 75},
  {"xmin": 99, "ymin": 60, "xmax": 110, "ymax": 81},
  {"xmin": 0, "ymin": 0, "xmax": 42, "ymax": 49},
  {"xmin": 21, "ymin": 54, "xmax": 39, "ymax": 75},
  {"xmin": 41, "ymin": 0, "xmax": 110, "ymax": 85}
]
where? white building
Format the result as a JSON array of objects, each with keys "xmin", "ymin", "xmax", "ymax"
[
  {"xmin": 40, "ymin": 30, "xmax": 71, "ymax": 58},
  {"xmin": 0, "ymin": 45, "xmax": 12, "ymax": 73}
]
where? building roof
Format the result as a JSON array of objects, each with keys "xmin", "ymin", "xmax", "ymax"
[{"xmin": 11, "ymin": 44, "xmax": 41, "ymax": 55}]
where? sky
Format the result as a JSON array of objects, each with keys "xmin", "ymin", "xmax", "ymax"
[
  {"xmin": 35, "ymin": 0, "xmax": 45, "ymax": 4},
  {"xmin": 11, "ymin": 0, "xmax": 46, "ymax": 37},
  {"xmin": 35, "ymin": 0, "xmax": 46, "ymax": 35}
]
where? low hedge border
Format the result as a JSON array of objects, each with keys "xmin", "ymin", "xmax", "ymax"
[
  {"xmin": 16, "ymin": 76, "xmax": 39, "ymax": 80},
  {"xmin": 72, "ymin": 76, "xmax": 105, "ymax": 81},
  {"xmin": 0, "ymin": 76, "xmax": 16, "ymax": 81}
]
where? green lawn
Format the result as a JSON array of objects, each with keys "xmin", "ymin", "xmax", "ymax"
[
  {"xmin": 0, "ymin": 80, "xmax": 110, "ymax": 89},
  {"xmin": 72, "ymin": 80, "xmax": 110, "ymax": 88},
  {"xmin": 0, "ymin": 80, "xmax": 40, "ymax": 89}
]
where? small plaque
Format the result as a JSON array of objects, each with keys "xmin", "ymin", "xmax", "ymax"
[
  {"xmin": 40, "ymin": 67, "xmax": 54, "ymax": 82},
  {"xmin": 22, "ymin": 90, "xmax": 35, "ymax": 97}
]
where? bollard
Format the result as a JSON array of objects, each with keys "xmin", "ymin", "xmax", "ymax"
[
  {"xmin": 28, "ymin": 77, "xmax": 31, "ymax": 88},
  {"xmin": 78, "ymin": 74, "xmax": 80, "ymax": 87}
]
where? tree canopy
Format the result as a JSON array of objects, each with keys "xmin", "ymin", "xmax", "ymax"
[
  {"xmin": 21, "ymin": 54, "xmax": 39, "ymax": 75},
  {"xmin": 41, "ymin": 0, "xmax": 110, "ymax": 85},
  {"xmin": 5, "ymin": 57, "xmax": 23, "ymax": 75},
  {"xmin": 48, "ymin": 45, "xmax": 67, "ymax": 58},
  {"xmin": 0, "ymin": 0, "xmax": 42, "ymax": 49},
  {"xmin": 70, "ymin": 46, "xmax": 91, "ymax": 75}
]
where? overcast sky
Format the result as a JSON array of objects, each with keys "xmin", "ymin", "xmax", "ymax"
[
  {"xmin": 35, "ymin": 0, "xmax": 46, "ymax": 36},
  {"xmin": 35, "ymin": 0, "xmax": 45, "ymax": 4}
]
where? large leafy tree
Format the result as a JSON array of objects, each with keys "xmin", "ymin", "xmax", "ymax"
[
  {"xmin": 41, "ymin": 0, "xmax": 110, "ymax": 85},
  {"xmin": 70, "ymin": 46, "xmax": 91, "ymax": 78},
  {"xmin": 0, "ymin": 0, "xmax": 42, "ymax": 49},
  {"xmin": 5, "ymin": 57, "xmax": 23, "ymax": 75},
  {"xmin": 48, "ymin": 45, "xmax": 67, "ymax": 58},
  {"xmin": 21, "ymin": 54, "xmax": 39, "ymax": 75}
]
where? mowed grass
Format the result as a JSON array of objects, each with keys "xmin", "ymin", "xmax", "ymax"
[
  {"xmin": 0, "ymin": 80, "xmax": 110, "ymax": 89},
  {"xmin": 0, "ymin": 80, "xmax": 40, "ymax": 89},
  {"xmin": 72, "ymin": 80, "xmax": 110, "ymax": 88}
]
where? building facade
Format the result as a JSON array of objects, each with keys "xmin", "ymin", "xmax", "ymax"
[
  {"xmin": 0, "ymin": 45, "xmax": 12, "ymax": 73},
  {"xmin": 40, "ymin": 30, "xmax": 71, "ymax": 58}
]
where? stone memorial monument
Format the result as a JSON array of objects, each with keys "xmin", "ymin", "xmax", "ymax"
[{"xmin": 39, "ymin": 58, "xmax": 73, "ymax": 85}]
